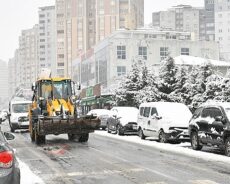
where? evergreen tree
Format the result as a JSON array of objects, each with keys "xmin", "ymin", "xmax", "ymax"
[
  {"xmin": 135, "ymin": 69, "xmax": 160, "ymax": 105},
  {"xmin": 115, "ymin": 60, "xmax": 148, "ymax": 107},
  {"xmin": 158, "ymin": 57, "xmax": 179, "ymax": 101}
]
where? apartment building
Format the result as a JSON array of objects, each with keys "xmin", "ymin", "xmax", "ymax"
[
  {"xmin": 0, "ymin": 60, "xmax": 8, "ymax": 101},
  {"xmin": 19, "ymin": 25, "xmax": 39, "ymax": 88},
  {"xmin": 56, "ymin": 0, "xmax": 72, "ymax": 78},
  {"xmin": 152, "ymin": 5, "xmax": 206, "ymax": 40},
  {"xmin": 73, "ymin": 29, "xmax": 219, "ymax": 88},
  {"xmin": 215, "ymin": 0, "xmax": 230, "ymax": 61},
  {"xmin": 205, "ymin": 0, "xmax": 215, "ymax": 41},
  {"xmin": 38, "ymin": 6, "xmax": 57, "ymax": 77},
  {"xmin": 56, "ymin": 0, "xmax": 144, "ymax": 78}
]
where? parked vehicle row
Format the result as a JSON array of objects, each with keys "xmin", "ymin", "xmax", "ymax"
[{"xmin": 89, "ymin": 101, "xmax": 230, "ymax": 157}]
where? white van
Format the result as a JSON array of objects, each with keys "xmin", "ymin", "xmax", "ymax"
[
  {"xmin": 137, "ymin": 102, "xmax": 192, "ymax": 143},
  {"xmin": 8, "ymin": 99, "xmax": 32, "ymax": 132}
]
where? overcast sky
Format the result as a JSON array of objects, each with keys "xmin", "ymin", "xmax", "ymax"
[{"xmin": 0, "ymin": 0, "xmax": 204, "ymax": 62}]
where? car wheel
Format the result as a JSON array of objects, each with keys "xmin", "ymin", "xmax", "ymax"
[
  {"xmin": 10, "ymin": 123, "xmax": 15, "ymax": 133},
  {"xmin": 138, "ymin": 128, "xmax": 145, "ymax": 140},
  {"xmin": 107, "ymin": 123, "xmax": 111, "ymax": 133},
  {"xmin": 68, "ymin": 133, "xmax": 76, "ymax": 141},
  {"xmin": 79, "ymin": 133, "xmax": 89, "ymax": 142},
  {"xmin": 159, "ymin": 130, "xmax": 167, "ymax": 143},
  {"xmin": 117, "ymin": 124, "xmax": 124, "ymax": 136},
  {"xmin": 30, "ymin": 127, "xmax": 35, "ymax": 142},
  {"xmin": 191, "ymin": 131, "xmax": 202, "ymax": 150},
  {"xmin": 35, "ymin": 128, "xmax": 46, "ymax": 145},
  {"xmin": 225, "ymin": 137, "xmax": 230, "ymax": 157}
]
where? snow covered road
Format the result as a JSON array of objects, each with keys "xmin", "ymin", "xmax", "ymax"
[{"xmin": 94, "ymin": 131, "xmax": 230, "ymax": 164}]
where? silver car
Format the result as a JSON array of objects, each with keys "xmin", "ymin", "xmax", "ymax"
[
  {"xmin": 0, "ymin": 126, "xmax": 20, "ymax": 184},
  {"xmin": 87, "ymin": 109, "xmax": 112, "ymax": 130}
]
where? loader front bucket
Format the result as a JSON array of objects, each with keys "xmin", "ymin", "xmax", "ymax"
[{"xmin": 37, "ymin": 115, "xmax": 100, "ymax": 136}]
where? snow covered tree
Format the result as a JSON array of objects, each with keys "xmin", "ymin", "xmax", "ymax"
[
  {"xmin": 172, "ymin": 66, "xmax": 190, "ymax": 104},
  {"xmin": 157, "ymin": 57, "xmax": 179, "ymax": 102},
  {"xmin": 115, "ymin": 60, "xmax": 148, "ymax": 107},
  {"xmin": 135, "ymin": 69, "xmax": 160, "ymax": 105}
]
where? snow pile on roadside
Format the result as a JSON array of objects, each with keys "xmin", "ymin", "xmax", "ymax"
[
  {"xmin": 18, "ymin": 159, "xmax": 44, "ymax": 184},
  {"xmin": 94, "ymin": 131, "xmax": 230, "ymax": 164}
]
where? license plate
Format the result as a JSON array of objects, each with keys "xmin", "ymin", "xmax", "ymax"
[{"xmin": 19, "ymin": 121, "xmax": 29, "ymax": 126}]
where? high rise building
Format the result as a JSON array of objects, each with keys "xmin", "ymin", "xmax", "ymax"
[
  {"xmin": 38, "ymin": 6, "xmax": 57, "ymax": 76},
  {"xmin": 205, "ymin": 0, "xmax": 215, "ymax": 41},
  {"xmin": 0, "ymin": 60, "xmax": 8, "ymax": 101},
  {"xmin": 56, "ymin": 0, "xmax": 72, "ymax": 78},
  {"xmin": 152, "ymin": 5, "xmax": 206, "ymax": 40},
  {"xmin": 95, "ymin": 0, "xmax": 144, "ymax": 42},
  {"xmin": 215, "ymin": 0, "xmax": 230, "ymax": 61},
  {"xmin": 56, "ymin": 0, "xmax": 144, "ymax": 78},
  {"xmin": 19, "ymin": 25, "xmax": 39, "ymax": 88}
]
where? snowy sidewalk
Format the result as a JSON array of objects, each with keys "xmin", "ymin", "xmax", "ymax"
[
  {"xmin": 18, "ymin": 159, "xmax": 44, "ymax": 184},
  {"xmin": 94, "ymin": 131, "xmax": 230, "ymax": 164}
]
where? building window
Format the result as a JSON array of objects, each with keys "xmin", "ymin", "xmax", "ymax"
[
  {"xmin": 160, "ymin": 47, "xmax": 169, "ymax": 60},
  {"xmin": 117, "ymin": 66, "xmax": 126, "ymax": 76},
  {"xmin": 58, "ymin": 62, "xmax": 64, "ymax": 67},
  {"xmin": 58, "ymin": 54, "xmax": 64, "ymax": 58},
  {"xmin": 138, "ymin": 46, "xmax": 147, "ymax": 60},
  {"xmin": 181, "ymin": 48, "xmax": 189, "ymax": 55},
  {"xmin": 117, "ymin": 46, "xmax": 126, "ymax": 59}
]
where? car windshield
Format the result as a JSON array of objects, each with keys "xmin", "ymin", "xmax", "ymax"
[
  {"xmin": 41, "ymin": 81, "xmax": 52, "ymax": 99},
  {"xmin": 53, "ymin": 81, "xmax": 72, "ymax": 99},
  {"xmin": 12, "ymin": 103, "xmax": 30, "ymax": 113}
]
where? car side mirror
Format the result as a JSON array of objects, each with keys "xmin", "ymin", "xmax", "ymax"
[
  {"xmin": 156, "ymin": 115, "xmax": 162, "ymax": 120},
  {"xmin": 4, "ymin": 132, "xmax": 15, "ymax": 141},
  {"xmin": 31, "ymin": 82, "xmax": 36, "ymax": 91},
  {"xmin": 75, "ymin": 82, "xmax": 81, "ymax": 90},
  {"xmin": 7, "ymin": 113, "xmax": 11, "ymax": 117}
]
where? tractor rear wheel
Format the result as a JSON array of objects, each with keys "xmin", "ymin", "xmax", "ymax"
[{"xmin": 79, "ymin": 133, "xmax": 89, "ymax": 142}]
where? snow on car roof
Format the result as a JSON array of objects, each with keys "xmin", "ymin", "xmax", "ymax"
[
  {"xmin": 199, "ymin": 101, "xmax": 230, "ymax": 108},
  {"xmin": 10, "ymin": 100, "xmax": 32, "ymax": 105},
  {"xmin": 139, "ymin": 102, "xmax": 192, "ymax": 120},
  {"xmin": 87, "ymin": 109, "xmax": 111, "ymax": 115}
]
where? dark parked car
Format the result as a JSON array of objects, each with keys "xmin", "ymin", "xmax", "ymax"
[
  {"xmin": 107, "ymin": 107, "xmax": 139, "ymax": 135},
  {"xmin": 189, "ymin": 102, "xmax": 230, "ymax": 156},
  {"xmin": 0, "ymin": 125, "xmax": 20, "ymax": 184}
]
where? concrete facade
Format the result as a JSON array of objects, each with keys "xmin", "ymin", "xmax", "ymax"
[
  {"xmin": 0, "ymin": 60, "xmax": 8, "ymax": 101},
  {"xmin": 19, "ymin": 25, "xmax": 39, "ymax": 89},
  {"xmin": 152, "ymin": 5, "xmax": 206, "ymax": 41},
  {"xmin": 215, "ymin": 0, "xmax": 230, "ymax": 61},
  {"xmin": 73, "ymin": 29, "xmax": 220, "ymax": 89},
  {"xmin": 38, "ymin": 6, "xmax": 57, "ymax": 77},
  {"xmin": 205, "ymin": 0, "xmax": 215, "ymax": 41}
]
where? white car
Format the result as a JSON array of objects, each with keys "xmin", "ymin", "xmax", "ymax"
[
  {"xmin": 8, "ymin": 100, "xmax": 32, "ymax": 132},
  {"xmin": 87, "ymin": 109, "xmax": 112, "ymax": 130},
  {"xmin": 137, "ymin": 102, "xmax": 192, "ymax": 143},
  {"xmin": 107, "ymin": 107, "xmax": 139, "ymax": 135}
]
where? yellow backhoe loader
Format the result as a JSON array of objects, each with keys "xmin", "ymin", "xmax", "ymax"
[{"xmin": 29, "ymin": 76, "xmax": 100, "ymax": 145}]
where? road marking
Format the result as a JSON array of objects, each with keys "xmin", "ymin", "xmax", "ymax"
[
  {"xmin": 189, "ymin": 180, "xmax": 220, "ymax": 184},
  {"xmin": 67, "ymin": 167, "xmax": 144, "ymax": 177}
]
